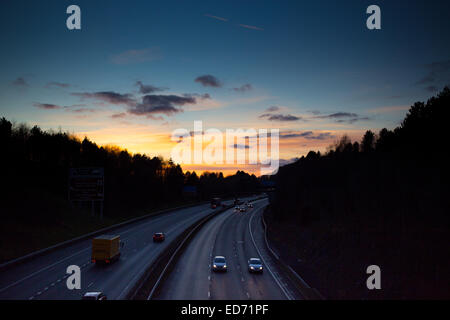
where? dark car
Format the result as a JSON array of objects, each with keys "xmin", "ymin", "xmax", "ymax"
[
  {"xmin": 82, "ymin": 292, "xmax": 107, "ymax": 300},
  {"xmin": 248, "ymin": 258, "xmax": 263, "ymax": 273},
  {"xmin": 212, "ymin": 256, "xmax": 227, "ymax": 272},
  {"xmin": 153, "ymin": 232, "xmax": 165, "ymax": 242}
]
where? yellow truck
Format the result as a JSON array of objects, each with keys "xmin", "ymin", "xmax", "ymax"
[{"xmin": 91, "ymin": 235, "xmax": 123, "ymax": 264}]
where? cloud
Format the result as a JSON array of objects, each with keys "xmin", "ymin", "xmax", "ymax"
[
  {"xmin": 110, "ymin": 48, "xmax": 161, "ymax": 65},
  {"xmin": 128, "ymin": 94, "xmax": 196, "ymax": 116},
  {"xmin": 111, "ymin": 112, "xmax": 127, "ymax": 119},
  {"xmin": 195, "ymin": 75, "xmax": 222, "ymax": 88},
  {"xmin": 69, "ymin": 108, "xmax": 96, "ymax": 113},
  {"xmin": 33, "ymin": 103, "xmax": 62, "ymax": 110},
  {"xmin": 416, "ymin": 59, "xmax": 450, "ymax": 90},
  {"xmin": 259, "ymin": 113, "xmax": 301, "ymax": 121},
  {"xmin": 12, "ymin": 77, "xmax": 28, "ymax": 87},
  {"xmin": 265, "ymin": 106, "xmax": 280, "ymax": 112},
  {"xmin": 238, "ymin": 24, "xmax": 264, "ymax": 31},
  {"xmin": 335, "ymin": 117, "xmax": 370, "ymax": 124},
  {"xmin": 232, "ymin": 143, "xmax": 251, "ymax": 149},
  {"xmin": 311, "ymin": 112, "xmax": 370, "ymax": 123},
  {"xmin": 232, "ymin": 84, "xmax": 252, "ymax": 92},
  {"xmin": 279, "ymin": 158, "xmax": 299, "ymax": 167},
  {"xmin": 280, "ymin": 131, "xmax": 335, "ymax": 140},
  {"xmin": 368, "ymin": 105, "xmax": 409, "ymax": 113},
  {"xmin": 135, "ymin": 81, "xmax": 167, "ymax": 94},
  {"xmin": 45, "ymin": 82, "xmax": 70, "ymax": 89},
  {"xmin": 72, "ymin": 91, "xmax": 136, "ymax": 106},
  {"xmin": 204, "ymin": 14, "xmax": 228, "ymax": 22},
  {"xmin": 314, "ymin": 112, "xmax": 358, "ymax": 119}
]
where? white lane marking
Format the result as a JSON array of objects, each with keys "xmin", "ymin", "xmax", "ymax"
[
  {"xmin": 0, "ymin": 247, "xmax": 90, "ymax": 293},
  {"xmin": 208, "ymin": 291, "xmax": 211, "ymax": 298},
  {"xmin": 248, "ymin": 206, "xmax": 294, "ymax": 300},
  {"xmin": 208, "ymin": 276, "xmax": 211, "ymax": 281},
  {"xmin": 246, "ymin": 292, "xmax": 250, "ymax": 298}
]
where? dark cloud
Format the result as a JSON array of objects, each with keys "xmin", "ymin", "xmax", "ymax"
[
  {"xmin": 314, "ymin": 112, "xmax": 358, "ymax": 119},
  {"xmin": 111, "ymin": 112, "xmax": 127, "ymax": 119},
  {"xmin": 135, "ymin": 81, "xmax": 166, "ymax": 94},
  {"xmin": 416, "ymin": 60, "xmax": 450, "ymax": 90},
  {"xmin": 72, "ymin": 91, "xmax": 136, "ymax": 106},
  {"xmin": 265, "ymin": 106, "xmax": 279, "ymax": 112},
  {"xmin": 12, "ymin": 77, "xmax": 28, "ymax": 87},
  {"xmin": 311, "ymin": 111, "xmax": 370, "ymax": 123},
  {"xmin": 183, "ymin": 93, "xmax": 211, "ymax": 100},
  {"xmin": 259, "ymin": 113, "xmax": 300, "ymax": 121},
  {"xmin": 46, "ymin": 82, "xmax": 70, "ymax": 89},
  {"xmin": 232, "ymin": 144, "xmax": 251, "ymax": 149},
  {"xmin": 33, "ymin": 103, "xmax": 62, "ymax": 110},
  {"xmin": 335, "ymin": 116, "xmax": 371, "ymax": 124},
  {"xmin": 280, "ymin": 131, "xmax": 335, "ymax": 140},
  {"xmin": 129, "ymin": 94, "xmax": 195, "ymax": 116},
  {"xmin": 232, "ymin": 84, "xmax": 252, "ymax": 92},
  {"xmin": 279, "ymin": 158, "xmax": 299, "ymax": 167},
  {"xmin": 69, "ymin": 108, "xmax": 96, "ymax": 113},
  {"xmin": 195, "ymin": 75, "xmax": 222, "ymax": 88}
]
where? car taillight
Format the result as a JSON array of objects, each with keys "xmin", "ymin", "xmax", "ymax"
[
  {"xmin": 92, "ymin": 259, "xmax": 95, "ymax": 263},
  {"xmin": 105, "ymin": 259, "xmax": 110, "ymax": 263}
]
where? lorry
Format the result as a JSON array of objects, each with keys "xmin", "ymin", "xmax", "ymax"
[
  {"xmin": 91, "ymin": 235, "xmax": 123, "ymax": 264},
  {"xmin": 211, "ymin": 197, "xmax": 221, "ymax": 209}
]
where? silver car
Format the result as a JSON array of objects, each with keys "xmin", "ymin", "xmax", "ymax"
[{"xmin": 212, "ymin": 256, "xmax": 227, "ymax": 272}]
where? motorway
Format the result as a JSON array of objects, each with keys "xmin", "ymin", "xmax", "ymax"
[
  {"xmin": 156, "ymin": 199, "xmax": 300, "ymax": 300},
  {"xmin": 0, "ymin": 200, "xmax": 239, "ymax": 300}
]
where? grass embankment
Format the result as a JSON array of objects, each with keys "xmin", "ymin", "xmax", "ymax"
[{"xmin": 0, "ymin": 198, "xmax": 201, "ymax": 263}]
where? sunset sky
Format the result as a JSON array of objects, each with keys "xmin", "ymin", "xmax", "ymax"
[{"xmin": 1, "ymin": 0, "xmax": 450, "ymax": 175}]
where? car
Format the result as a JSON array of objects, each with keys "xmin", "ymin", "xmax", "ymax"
[
  {"xmin": 212, "ymin": 256, "xmax": 227, "ymax": 272},
  {"xmin": 247, "ymin": 203, "xmax": 253, "ymax": 208},
  {"xmin": 153, "ymin": 232, "xmax": 165, "ymax": 242},
  {"xmin": 248, "ymin": 258, "xmax": 263, "ymax": 273},
  {"xmin": 234, "ymin": 206, "xmax": 240, "ymax": 211},
  {"xmin": 82, "ymin": 292, "xmax": 107, "ymax": 300},
  {"xmin": 239, "ymin": 206, "xmax": 246, "ymax": 212}
]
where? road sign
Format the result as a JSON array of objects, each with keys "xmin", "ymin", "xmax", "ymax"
[{"xmin": 69, "ymin": 167, "xmax": 104, "ymax": 201}]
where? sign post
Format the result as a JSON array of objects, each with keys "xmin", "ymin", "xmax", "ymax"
[{"xmin": 69, "ymin": 168, "xmax": 104, "ymax": 219}]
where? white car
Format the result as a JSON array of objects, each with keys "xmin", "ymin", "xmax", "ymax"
[{"xmin": 82, "ymin": 292, "xmax": 107, "ymax": 300}]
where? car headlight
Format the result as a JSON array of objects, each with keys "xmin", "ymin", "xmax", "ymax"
[
  {"xmin": 223, "ymin": 265, "xmax": 227, "ymax": 268},
  {"xmin": 250, "ymin": 266, "xmax": 254, "ymax": 269},
  {"xmin": 259, "ymin": 267, "xmax": 263, "ymax": 269},
  {"xmin": 213, "ymin": 264, "xmax": 217, "ymax": 268}
]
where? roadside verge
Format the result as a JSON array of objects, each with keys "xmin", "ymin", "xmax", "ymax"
[{"xmin": 261, "ymin": 209, "xmax": 325, "ymax": 300}]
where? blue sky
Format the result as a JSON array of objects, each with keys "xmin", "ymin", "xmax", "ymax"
[{"xmin": 1, "ymin": 0, "xmax": 450, "ymax": 172}]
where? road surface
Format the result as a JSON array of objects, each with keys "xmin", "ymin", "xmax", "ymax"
[
  {"xmin": 156, "ymin": 198, "xmax": 300, "ymax": 300},
  {"xmin": 0, "ymin": 200, "xmax": 240, "ymax": 300}
]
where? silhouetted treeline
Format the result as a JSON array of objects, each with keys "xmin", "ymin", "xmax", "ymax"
[
  {"xmin": 268, "ymin": 87, "xmax": 450, "ymax": 299},
  {"xmin": 0, "ymin": 119, "xmax": 260, "ymax": 223}
]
